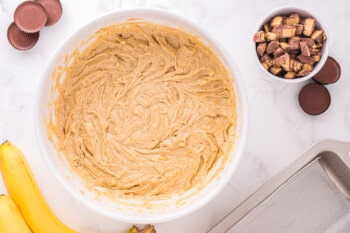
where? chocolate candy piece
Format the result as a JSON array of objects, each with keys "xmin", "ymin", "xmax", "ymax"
[
  {"xmin": 298, "ymin": 83, "xmax": 331, "ymax": 115},
  {"xmin": 14, "ymin": 1, "xmax": 47, "ymax": 33},
  {"xmin": 312, "ymin": 56, "xmax": 341, "ymax": 84},
  {"xmin": 7, "ymin": 22, "xmax": 40, "ymax": 50},
  {"xmin": 35, "ymin": 0, "xmax": 63, "ymax": 26}
]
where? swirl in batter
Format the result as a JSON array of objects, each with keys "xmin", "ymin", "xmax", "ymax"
[{"xmin": 48, "ymin": 22, "xmax": 237, "ymax": 201}]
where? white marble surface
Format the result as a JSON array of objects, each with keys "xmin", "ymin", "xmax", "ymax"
[{"xmin": 0, "ymin": 0, "xmax": 349, "ymax": 232}]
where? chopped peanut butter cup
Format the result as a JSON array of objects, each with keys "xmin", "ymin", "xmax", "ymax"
[
  {"xmin": 35, "ymin": 0, "xmax": 63, "ymax": 26},
  {"xmin": 7, "ymin": 22, "xmax": 40, "ymax": 50},
  {"xmin": 254, "ymin": 12, "xmax": 327, "ymax": 79},
  {"xmin": 14, "ymin": 1, "xmax": 47, "ymax": 33},
  {"xmin": 298, "ymin": 83, "xmax": 331, "ymax": 115}
]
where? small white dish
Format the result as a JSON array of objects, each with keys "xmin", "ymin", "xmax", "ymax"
[{"xmin": 253, "ymin": 6, "xmax": 329, "ymax": 83}]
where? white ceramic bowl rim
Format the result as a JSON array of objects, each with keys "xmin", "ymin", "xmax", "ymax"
[
  {"xmin": 35, "ymin": 7, "xmax": 249, "ymax": 224},
  {"xmin": 253, "ymin": 5, "xmax": 330, "ymax": 83}
]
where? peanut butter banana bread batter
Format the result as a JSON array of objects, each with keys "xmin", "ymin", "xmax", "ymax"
[{"xmin": 48, "ymin": 21, "xmax": 237, "ymax": 201}]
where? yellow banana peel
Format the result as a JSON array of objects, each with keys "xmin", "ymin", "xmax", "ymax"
[
  {"xmin": 0, "ymin": 141, "xmax": 77, "ymax": 233},
  {"xmin": 0, "ymin": 194, "xmax": 32, "ymax": 233}
]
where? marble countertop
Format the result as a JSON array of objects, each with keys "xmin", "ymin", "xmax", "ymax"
[{"xmin": 0, "ymin": 0, "xmax": 349, "ymax": 232}]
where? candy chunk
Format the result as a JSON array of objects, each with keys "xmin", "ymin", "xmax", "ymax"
[
  {"xmin": 266, "ymin": 40, "xmax": 279, "ymax": 54},
  {"xmin": 300, "ymin": 41, "xmax": 311, "ymax": 56},
  {"xmin": 284, "ymin": 71, "xmax": 296, "ymax": 79},
  {"xmin": 278, "ymin": 53, "xmax": 291, "ymax": 71},
  {"xmin": 269, "ymin": 66, "xmax": 283, "ymax": 75},
  {"xmin": 272, "ymin": 24, "xmax": 283, "ymax": 37},
  {"xmin": 262, "ymin": 60, "xmax": 272, "ymax": 70},
  {"xmin": 273, "ymin": 47, "xmax": 284, "ymax": 58},
  {"xmin": 295, "ymin": 24, "xmax": 304, "ymax": 35},
  {"xmin": 288, "ymin": 37, "xmax": 300, "ymax": 50},
  {"xmin": 263, "ymin": 24, "xmax": 271, "ymax": 33},
  {"xmin": 301, "ymin": 38, "xmax": 315, "ymax": 47},
  {"xmin": 312, "ymin": 54, "xmax": 321, "ymax": 62},
  {"xmin": 290, "ymin": 59, "xmax": 303, "ymax": 72},
  {"xmin": 270, "ymin": 16, "xmax": 283, "ymax": 27},
  {"xmin": 279, "ymin": 42, "xmax": 290, "ymax": 51},
  {"xmin": 260, "ymin": 54, "xmax": 271, "ymax": 62},
  {"xmin": 253, "ymin": 31, "xmax": 265, "ymax": 42},
  {"xmin": 303, "ymin": 18, "xmax": 316, "ymax": 36},
  {"xmin": 266, "ymin": 32, "xmax": 278, "ymax": 41},
  {"xmin": 297, "ymin": 55, "xmax": 315, "ymax": 65},
  {"xmin": 256, "ymin": 43, "xmax": 267, "ymax": 56},
  {"xmin": 311, "ymin": 30, "xmax": 326, "ymax": 42},
  {"xmin": 285, "ymin": 13, "xmax": 300, "ymax": 26},
  {"xmin": 297, "ymin": 67, "xmax": 312, "ymax": 76},
  {"xmin": 281, "ymin": 25, "xmax": 296, "ymax": 38}
]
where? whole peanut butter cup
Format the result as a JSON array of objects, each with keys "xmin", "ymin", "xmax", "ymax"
[
  {"xmin": 35, "ymin": 0, "xmax": 63, "ymax": 26},
  {"xmin": 14, "ymin": 1, "xmax": 47, "ymax": 33},
  {"xmin": 298, "ymin": 83, "xmax": 331, "ymax": 115},
  {"xmin": 312, "ymin": 56, "xmax": 341, "ymax": 85},
  {"xmin": 7, "ymin": 22, "xmax": 40, "ymax": 50}
]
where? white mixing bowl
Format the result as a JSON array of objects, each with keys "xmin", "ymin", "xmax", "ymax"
[{"xmin": 35, "ymin": 8, "xmax": 248, "ymax": 224}]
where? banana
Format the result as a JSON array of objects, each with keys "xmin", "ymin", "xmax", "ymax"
[
  {"xmin": 0, "ymin": 194, "xmax": 32, "ymax": 233},
  {"xmin": 0, "ymin": 141, "xmax": 77, "ymax": 233}
]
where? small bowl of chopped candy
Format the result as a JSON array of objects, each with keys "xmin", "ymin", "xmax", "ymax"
[{"xmin": 252, "ymin": 6, "xmax": 329, "ymax": 83}]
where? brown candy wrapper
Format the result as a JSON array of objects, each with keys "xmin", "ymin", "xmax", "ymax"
[
  {"xmin": 312, "ymin": 56, "xmax": 341, "ymax": 85},
  {"xmin": 7, "ymin": 22, "xmax": 40, "ymax": 50},
  {"xmin": 14, "ymin": 1, "xmax": 48, "ymax": 33},
  {"xmin": 35, "ymin": 0, "xmax": 63, "ymax": 26},
  {"xmin": 298, "ymin": 83, "xmax": 331, "ymax": 115}
]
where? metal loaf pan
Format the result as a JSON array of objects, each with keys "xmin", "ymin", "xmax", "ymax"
[{"xmin": 208, "ymin": 139, "xmax": 350, "ymax": 233}]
